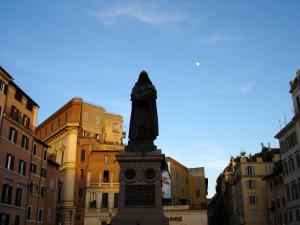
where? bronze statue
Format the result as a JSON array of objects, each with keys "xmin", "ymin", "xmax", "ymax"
[{"xmin": 128, "ymin": 71, "xmax": 158, "ymax": 149}]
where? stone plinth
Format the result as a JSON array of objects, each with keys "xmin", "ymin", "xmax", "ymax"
[{"xmin": 111, "ymin": 149, "xmax": 169, "ymax": 225}]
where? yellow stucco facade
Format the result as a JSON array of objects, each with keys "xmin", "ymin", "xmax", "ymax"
[{"xmin": 36, "ymin": 98, "xmax": 124, "ymax": 225}]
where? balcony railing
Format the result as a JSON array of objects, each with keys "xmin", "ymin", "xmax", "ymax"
[{"xmin": 4, "ymin": 107, "xmax": 36, "ymax": 132}]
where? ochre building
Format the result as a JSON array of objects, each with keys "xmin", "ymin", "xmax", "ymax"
[
  {"xmin": 0, "ymin": 67, "xmax": 59, "ymax": 225},
  {"xmin": 36, "ymin": 98, "xmax": 125, "ymax": 225}
]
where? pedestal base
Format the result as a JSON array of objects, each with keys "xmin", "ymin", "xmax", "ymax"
[{"xmin": 111, "ymin": 150, "xmax": 169, "ymax": 225}]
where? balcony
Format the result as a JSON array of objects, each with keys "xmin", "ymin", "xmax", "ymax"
[{"xmin": 4, "ymin": 107, "xmax": 36, "ymax": 132}]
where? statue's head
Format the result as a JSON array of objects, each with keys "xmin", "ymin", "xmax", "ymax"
[{"xmin": 138, "ymin": 71, "xmax": 152, "ymax": 84}]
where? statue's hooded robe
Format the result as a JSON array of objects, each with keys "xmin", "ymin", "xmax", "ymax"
[{"xmin": 129, "ymin": 71, "xmax": 158, "ymax": 141}]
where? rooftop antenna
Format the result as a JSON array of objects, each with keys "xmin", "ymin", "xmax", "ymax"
[
  {"xmin": 278, "ymin": 119, "xmax": 282, "ymax": 129},
  {"xmin": 284, "ymin": 113, "xmax": 287, "ymax": 125}
]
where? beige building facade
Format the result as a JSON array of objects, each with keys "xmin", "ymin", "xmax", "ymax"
[
  {"xmin": 165, "ymin": 157, "xmax": 208, "ymax": 209},
  {"xmin": 208, "ymin": 146, "xmax": 281, "ymax": 225},
  {"xmin": 36, "ymin": 98, "xmax": 125, "ymax": 225}
]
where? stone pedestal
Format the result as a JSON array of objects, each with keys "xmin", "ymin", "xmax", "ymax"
[{"xmin": 111, "ymin": 149, "xmax": 169, "ymax": 225}]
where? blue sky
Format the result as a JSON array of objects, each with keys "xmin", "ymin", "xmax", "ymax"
[{"xmin": 1, "ymin": 0, "xmax": 300, "ymax": 197}]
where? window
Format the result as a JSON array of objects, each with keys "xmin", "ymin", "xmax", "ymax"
[
  {"xmin": 80, "ymin": 150, "xmax": 85, "ymax": 161},
  {"xmin": 270, "ymin": 181, "xmax": 274, "ymax": 190},
  {"xmin": 64, "ymin": 112, "xmax": 68, "ymax": 123},
  {"xmin": 247, "ymin": 166, "xmax": 255, "ymax": 175},
  {"xmin": 23, "ymin": 115, "xmax": 30, "ymax": 128},
  {"xmin": 5, "ymin": 154, "xmax": 14, "ymax": 170},
  {"xmin": 57, "ymin": 117, "xmax": 60, "ymax": 126},
  {"xmin": 78, "ymin": 188, "xmax": 83, "ymax": 200},
  {"xmin": 280, "ymin": 141, "xmax": 286, "ymax": 153},
  {"xmin": 40, "ymin": 186, "xmax": 45, "ymax": 198},
  {"xmin": 58, "ymin": 182, "xmax": 63, "ymax": 202},
  {"xmin": 43, "ymin": 149, "xmax": 47, "ymax": 161},
  {"xmin": 80, "ymin": 169, "xmax": 84, "ymax": 180},
  {"xmin": 248, "ymin": 195, "xmax": 258, "ymax": 205},
  {"xmin": 283, "ymin": 161, "xmax": 288, "ymax": 175},
  {"xmin": 15, "ymin": 188, "xmax": 22, "ymax": 207},
  {"xmin": 286, "ymin": 184, "xmax": 291, "ymax": 201},
  {"xmin": 114, "ymin": 193, "xmax": 119, "ymax": 208},
  {"xmin": 30, "ymin": 163, "xmax": 36, "ymax": 174},
  {"xmin": 248, "ymin": 180, "xmax": 256, "ymax": 189},
  {"xmin": 14, "ymin": 89, "xmax": 22, "ymax": 102},
  {"xmin": 289, "ymin": 210, "xmax": 293, "ymax": 223},
  {"xmin": 61, "ymin": 151, "xmax": 64, "ymax": 164},
  {"xmin": 9, "ymin": 127, "xmax": 17, "ymax": 143},
  {"xmin": 15, "ymin": 215, "xmax": 20, "ymax": 225},
  {"xmin": 49, "ymin": 177, "xmax": 55, "ymax": 189},
  {"xmin": 289, "ymin": 157, "xmax": 295, "ymax": 172},
  {"xmin": 296, "ymin": 151, "xmax": 300, "ymax": 168},
  {"xmin": 26, "ymin": 100, "xmax": 33, "ymax": 111},
  {"xmin": 41, "ymin": 168, "xmax": 47, "ymax": 178},
  {"xmin": 21, "ymin": 135, "xmax": 29, "ymax": 150},
  {"xmin": 32, "ymin": 144, "xmax": 37, "ymax": 155},
  {"xmin": 18, "ymin": 160, "xmax": 26, "ymax": 176},
  {"xmin": 195, "ymin": 190, "xmax": 200, "ymax": 198},
  {"xmin": 291, "ymin": 183, "xmax": 299, "ymax": 200},
  {"xmin": 104, "ymin": 155, "xmax": 110, "ymax": 164},
  {"xmin": 1, "ymin": 184, "xmax": 12, "ymax": 204},
  {"xmin": 103, "ymin": 170, "xmax": 109, "ymax": 183},
  {"xmin": 89, "ymin": 192, "xmax": 96, "ymax": 208},
  {"xmin": 26, "ymin": 206, "xmax": 32, "ymax": 220},
  {"xmin": 102, "ymin": 193, "xmax": 108, "ymax": 208},
  {"xmin": 113, "ymin": 122, "xmax": 118, "ymax": 132},
  {"xmin": 96, "ymin": 115, "xmax": 100, "ymax": 125},
  {"xmin": 29, "ymin": 181, "xmax": 33, "ymax": 193},
  {"xmin": 38, "ymin": 208, "xmax": 43, "ymax": 222},
  {"xmin": 83, "ymin": 112, "xmax": 88, "ymax": 121},
  {"xmin": 276, "ymin": 198, "xmax": 280, "ymax": 209},
  {"xmin": 0, "ymin": 213, "xmax": 9, "ymax": 225},
  {"xmin": 0, "ymin": 79, "xmax": 6, "ymax": 93},
  {"xmin": 282, "ymin": 197, "xmax": 286, "ymax": 207},
  {"xmin": 296, "ymin": 209, "xmax": 300, "ymax": 221}
]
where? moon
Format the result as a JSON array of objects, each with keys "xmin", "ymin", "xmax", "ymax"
[{"xmin": 196, "ymin": 62, "xmax": 200, "ymax": 66}]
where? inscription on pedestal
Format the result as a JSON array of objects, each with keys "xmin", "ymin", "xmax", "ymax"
[{"xmin": 125, "ymin": 185, "xmax": 155, "ymax": 206}]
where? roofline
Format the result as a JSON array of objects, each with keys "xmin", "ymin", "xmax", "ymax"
[
  {"xmin": 37, "ymin": 97, "xmax": 83, "ymax": 129},
  {"xmin": 10, "ymin": 80, "xmax": 39, "ymax": 107},
  {"xmin": 274, "ymin": 118, "xmax": 296, "ymax": 138},
  {"xmin": 34, "ymin": 137, "xmax": 51, "ymax": 147},
  {"xmin": 0, "ymin": 66, "xmax": 13, "ymax": 79},
  {"xmin": 166, "ymin": 156, "xmax": 189, "ymax": 170}
]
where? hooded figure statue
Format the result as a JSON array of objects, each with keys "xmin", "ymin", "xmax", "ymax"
[{"xmin": 128, "ymin": 71, "xmax": 158, "ymax": 146}]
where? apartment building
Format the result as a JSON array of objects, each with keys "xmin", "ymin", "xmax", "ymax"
[
  {"xmin": 208, "ymin": 146, "xmax": 280, "ymax": 225},
  {"xmin": 0, "ymin": 67, "xmax": 58, "ymax": 225},
  {"xmin": 84, "ymin": 149, "xmax": 120, "ymax": 225},
  {"xmin": 263, "ymin": 160, "xmax": 288, "ymax": 225},
  {"xmin": 275, "ymin": 69, "xmax": 300, "ymax": 225},
  {"xmin": 36, "ymin": 98, "xmax": 125, "ymax": 225},
  {"xmin": 165, "ymin": 157, "xmax": 208, "ymax": 208}
]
